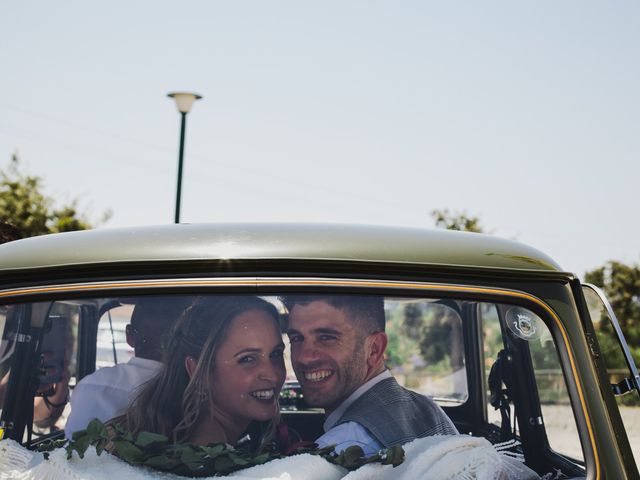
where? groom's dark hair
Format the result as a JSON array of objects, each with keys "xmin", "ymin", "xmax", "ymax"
[{"xmin": 279, "ymin": 294, "xmax": 385, "ymax": 334}]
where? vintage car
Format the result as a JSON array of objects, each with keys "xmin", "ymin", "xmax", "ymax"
[{"xmin": 0, "ymin": 223, "xmax": 638, "ymax": 479}]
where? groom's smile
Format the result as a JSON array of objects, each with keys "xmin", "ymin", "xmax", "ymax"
[{"xmin": 303, "ymin": 369, "xmax": 334, "ymax": 382}]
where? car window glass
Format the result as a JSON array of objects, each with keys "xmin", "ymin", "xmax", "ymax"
[
  {"xmin": 582, "ymin": 286, "xmax": 640, "ymax": 465},
  {"xmin": 0, "ymin": 306, "xmax": 17, "ymax": 417},
  {"xmin": 0, "ymin": 307, "xmax": 10, "ymax": 361},
  {"xmin": 481, "ymin": 302, "xmax": 584, "ymax": 462},
  {"xmin": 479, "ymin": 303, "xmax": 505, "ymax": 427},
  {"xmin": 385, "ymin": 299, "xmax": 467, "ymax": 403},
  {"xmin": 527, "ymin": 320, "xmax": 584, "ymax": 462},
  {"xmin": 0, "ymin": 306, "xmax": 14, "ymax": 372},
  {"xmin": 583, "ymin": 286, "xmax": 639, "ymax": 386},
  {"xmin": 31, "ymin": 302, "xmax": 79, "ymax": 438},
  {"xmin": 97, "ymin": 304, "xmax": 134, "ymax": 369}
]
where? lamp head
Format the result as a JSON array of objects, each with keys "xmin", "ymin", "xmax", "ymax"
[{"xmin": 167, "ymin": 92, "xmax": 203, "ymax": 113}]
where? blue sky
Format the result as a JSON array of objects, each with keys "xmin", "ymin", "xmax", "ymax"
[{"xmin": 1, "ymin": 1, "xmax": 639, "ymax": 276}]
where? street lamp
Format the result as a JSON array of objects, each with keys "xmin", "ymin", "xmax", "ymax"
[{"xmin": 167, "ymin": 91, "xmax": 202, "ymax": 224}]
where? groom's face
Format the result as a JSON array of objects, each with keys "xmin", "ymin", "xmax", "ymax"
[{"xmin": 287, "ymin": 300, "xmax": 368, "ymax": 414}]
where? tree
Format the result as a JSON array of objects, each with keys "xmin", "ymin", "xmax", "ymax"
[
  {"xmin": 403, "ymin": 303, "xmax": 423, "ymax": 339},
  {"xmin": 431, "ymin": 209, "xmax": 484, "ymax": 233},
  {"xmin": 0, "ymin": 156, "xmax": 100, "ymax": 237},
  {"xmin": 584, "ymin": 261, "xmax": 640, "ymax": 365}
]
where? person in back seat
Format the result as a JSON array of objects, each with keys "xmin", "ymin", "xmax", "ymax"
[
  {"xmin": 282, "ymin": 295, "xmax": 458, "ymax": 456},
  {"xmin": 65, "ymin": 297, "xmax": 191, "ymax": 439}
]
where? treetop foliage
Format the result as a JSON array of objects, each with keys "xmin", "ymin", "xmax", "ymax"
[
  {"xmin": 0, "ymin": 156, "xmax": 102, "ymax": 239},
  {"xmin": 431, "ymin": 209, "xmax": 484, "ymax": 233}
]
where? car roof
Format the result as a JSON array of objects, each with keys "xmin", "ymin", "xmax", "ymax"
[{"xmin": 0, "ymin": 223, "xmax": 563, "ymax": 273}]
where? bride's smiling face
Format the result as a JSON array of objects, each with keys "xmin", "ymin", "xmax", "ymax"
[{"xmin": 209, "ymin": 309, "xmax": 286, "ymax": 425}]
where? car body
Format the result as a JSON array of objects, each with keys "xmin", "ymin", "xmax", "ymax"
[{"xmin": 0, "ymin": 223, "xmax": 638, "ymax": 479}]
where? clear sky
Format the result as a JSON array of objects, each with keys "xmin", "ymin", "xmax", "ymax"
[{"xmin": 1, "ymin": 1, "xmax": 638, "ymax": 277}]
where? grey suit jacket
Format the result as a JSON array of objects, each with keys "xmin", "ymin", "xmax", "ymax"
[{"xmin": 335, "ymin": 376, "xmax": 458, "ymax": 447}]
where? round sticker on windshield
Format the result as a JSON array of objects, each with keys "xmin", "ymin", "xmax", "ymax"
[{"xmin": 505, "ymin": 307, "xmax": 544, "ymax": 341}]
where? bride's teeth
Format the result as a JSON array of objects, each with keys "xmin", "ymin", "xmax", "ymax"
[{"xmin": 251, "ymin": 389, "xmax": 274, "ymax": 400}]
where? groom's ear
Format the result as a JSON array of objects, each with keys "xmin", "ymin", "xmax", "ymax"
[
  {"xmin": 366, "ymin": 332, "xmax": 388, "ymax": 370},
  {"xmin": 184, "ymin": 356, "xmax": 198, "ymax": 378}
]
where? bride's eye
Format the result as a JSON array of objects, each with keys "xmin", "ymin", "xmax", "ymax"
[
  {"xmin": 238, "ymin": 355, "xmax": 256, "ymax": 364},
  {"xmin": 270, "ymin": 348, "xmax": 284, "ymax": 359}
]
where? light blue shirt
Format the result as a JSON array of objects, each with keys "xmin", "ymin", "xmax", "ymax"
[{"xmin": 315, "ymin": 370, "xmax": 391, "ymax": 456}]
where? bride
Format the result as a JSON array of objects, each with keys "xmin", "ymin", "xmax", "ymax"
[{"xmin": 124, "ymin": 295, "xmax": 286, "ymax": 450}]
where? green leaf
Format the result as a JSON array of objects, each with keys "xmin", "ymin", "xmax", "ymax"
[
  {"xmin": 85, "ymin": 419, "xmax": 107, "ymax": 440},
  {"xmin": 383, "ymin": 445, "xmax": 405, "ymax": 467},
  {"xmin": 180, "ymin": 447, "xmax": 204, "ymax": 467},
  {"xmin": 144, "ymin": 455, "xmax": 177, "ymax": 470},
  {"xmin": 213, "ymin": 455, "xmax": 237, "ymax": 474},
  {"xmin": 95, "ymin": 439, "xmax": 107, "ymax": 457},
  {"xmin": 112, "ymin": 440, "xmax": 144, "ymax": 463},
  {"xmin": 340, "ymin": 445, "xmax": 366, "ymax": 469},
  {"xmin": 228, "ymin": 452, "xmax": 250, "ymax": 466},
  {"xmin": 71, "ymin": 434, "xmax": 91, "ymax": 459},
  {"xmin": 252, "ymin": 452, "xmax": 271, "ymax": 465},
  {"xmin": 71, "ymin": 428, "xmax": 88, "ymax": 442},
  {"xmin": 202, "ymin": 443, "xmax": 226, "ymax": 456},
  {"xmin": 136, "ymin": 431, "xmax": 169, "ymax": 448}
]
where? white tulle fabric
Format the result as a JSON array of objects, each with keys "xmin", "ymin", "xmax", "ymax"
[{"xmin": 0, "ymin": 435, "xmax": 539, "ymax": 480}]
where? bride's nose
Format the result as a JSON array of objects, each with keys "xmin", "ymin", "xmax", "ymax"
[{"xmin": 258, "ymin": 361, "xmax": 280, "ymax": 382}]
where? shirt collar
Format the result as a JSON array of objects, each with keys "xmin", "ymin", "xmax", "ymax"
[
  {"xmin": 323, "ymin": 369, "xmax": 392, "ymax": 431},
  {"xmin": 128, "ymin": 356, "xmax": 162, "ymax": 369}
]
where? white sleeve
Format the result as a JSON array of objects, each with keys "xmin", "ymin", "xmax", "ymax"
[
  {"xmin": 64, "ymin": 382, "xmax": 99, "ymax": 440},
  {"xmin": 65, "ymin": 378, "xmax": 127, "ymax": 440}
]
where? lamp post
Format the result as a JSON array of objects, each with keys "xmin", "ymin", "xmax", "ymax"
[{"xmin": 167, "ymin": 92, "xmax": 202, "ymax": 224}]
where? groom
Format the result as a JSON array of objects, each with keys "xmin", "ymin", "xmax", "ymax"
[{"xmin": 283, "ymin": 295, "xmax": 458, "ymax": 456}]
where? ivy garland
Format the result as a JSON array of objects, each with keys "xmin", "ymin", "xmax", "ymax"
[{"xmin": 37, "ymin": 420, "xmax": 405, "ymax": 477}]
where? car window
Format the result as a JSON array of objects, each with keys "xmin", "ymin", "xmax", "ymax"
[
  {"xmin": 0, "ymin": 306, "xmax": 17, "ymax": 416},
  {"xmin": 527, "ymin": 314, "xmax": 584, "ymax": 462},
  {"xmin": 481, "ymin": 302, "xmax": 585, "ymax": 464},
  {"xmin": 582, "ymin": 285, "xmax": 640, "ymax": 466},
  {"xmin": 0, "ymin": 290, "xmax": 591, "ymax": 479},
  {"xmin": 30, "ymin": 303, "xmax": 79, "ymax": 438},
  {"xmin": 479, "ymin": 302, "xmax": 507, "ymax": 427},
  {"xmin": 96, "ymin": 304, "xmax": 134, "ymax": 369},
  {"xmin": 385, "ymin": 299, "xmax": 467, "ymax": 403},
  {"xmin": 0, "ymin": 306, "xmax": 14, "ymax": 373}
]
